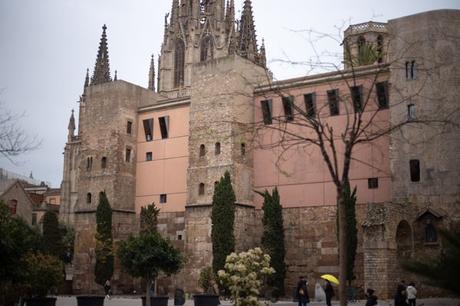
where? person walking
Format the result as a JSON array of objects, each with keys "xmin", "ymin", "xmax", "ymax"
[
  {"xmin": 365, "ymin": 288, "xmax": 378, "ymax": 306},
  {"xmin": 394, "ymin": 284, "xmax": 409, "ymax": 306},
  {"xmin": 324, "ymin": 280, "xmax": 334, "ymax": 306},
  {"xmin": 104, "ymin": 279, "xmax": 112, "ymax": 299},
  {"xmin": 407, "ymin": 282, "xmax": 417, "ymax": 306},
  {"xmin": 296, "ymin": 276, "xmax": 310, "ymax": 306}
]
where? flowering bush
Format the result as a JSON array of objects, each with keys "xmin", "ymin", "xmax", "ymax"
[{"xmin": 217, "ymin": 248, "xmax": 275, "ymax": 306}]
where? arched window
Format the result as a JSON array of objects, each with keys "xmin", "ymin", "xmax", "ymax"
[
  {"xmin": 357, "ymin": 36, "xmax": 366, "ymax": 54},
  {"xmin": 174, "ymin": 39, "xmax": 185, "ymax": 87},
  {"xmin": 396, "ymin": 220, "xmax": 413, "ymax": 259},
  {"xmin": 199, "ymin": 183, "xmax": 205, "ymax": 195},
  {"xmin": 86, "ymin": 193, "xmax": 92, "ymax": 204},
  {"xmin": 425, "ymin": 222, "xmax": 438, "ymax": 243},
  {"xmin": 200, "ymin": 35, "xmax": 214, "ymax": 62},
  {"xmin": 101, "ymin": 157, "xmax": 107, "ymax": 169},
  {"xmin": 200, "ymin": 144, "xmax": 206, "ymax": 157},
  {"xmin": 215, "ymin": 142, "xmax": 221, "ymax": 155},
  {"xmin": 377, "ymin": 35, "xmax": 384, "ymax": 63}
]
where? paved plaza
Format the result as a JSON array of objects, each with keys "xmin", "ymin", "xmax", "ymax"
[{"xmin": 55, "ymin": 296, "xmax": 460, "ymax": 306}]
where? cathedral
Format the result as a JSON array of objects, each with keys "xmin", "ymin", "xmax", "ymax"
[{"xmin": 59, "ymin": 0, "xmax": 460, "ymax": 298}]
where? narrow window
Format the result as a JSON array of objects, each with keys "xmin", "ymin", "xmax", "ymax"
[
  {"xmin": 368, "ymin": 178, "xmax": 379, "ymax": 189},
  {"xmin": 174, "ymin": 39, "xmax": 185, "ymax": 87},
  {"xmin": 146, "ymin": 152, "xmax": 153, "ymax": 161},
  {"xmin": 304, "ymin": 93, "xmax": 316, "ymax": 117},
  {"xmin": 32, "ymin": 213, "xmax": 37, "ymax": 225},
  {"xmin": 241, "ymin": 143, "xmax": 246, "ymax": 156},
  {"xmin": 159, "ymin": 116, "xmax": 169, "ymax": 139},
  {"xmin": 425, "ymin": 223, "xmax": 437, "ymax": 243},
  {"xmin": 410, "ymin": 60, "xmax": 416, "ymax": 80},
  {"xmin": 200, "ymin": 35, "xmax": 214, "ymax": 62},
  {"xmin": 126, "ymin": 121, "xmax": 133, "ymax": 134},
  {"xmin": 215, "ymin": 142, "xmax": 221, "ymax": 155},
  {"xmin": 86, "ymin": 193, "xmax": 92, "ymax": 204},
  {"xmin": 8, "ymin": 199, "xmax": 17, "ymax": 215},
  {"xmin": 376, "ymin": 82, "xmax": 389, "ymax": 109},
  {"xmin": 86, "ymin": 157, "xmax": 93, "ymax": 171},
  {"xmin": 160, "ymin": 194, "xmax": 167, "ymax": 204},
  {"xmin": 377, "ymin": 35, "xmax": 384, "ymax": 63},
  {"xmin": 143, "ymin": 119, "xmax": 153, "ymax": 141},
  {"xmin": 282, "ymin": 96, "xmax": 294, "ymax": 121},
  {"xmin": 327, "ymin": 89, "xmax": 340, "ymax": 116},
  {"xmin": 260, "ymin": 100, "xmax": 273, "ymax": 125},
  {"xmin": 199, "ymin": 183, "xmax": 205, "ymax": 195},
  {"xmin": 101, "ymin": 157, "xmax": 107, "ymax": 169},
  {"xmin": 350, "ymin": 85, "xmax": 363, "ymax": 113},
  {"xmin": 408, "ymin": 104, "xmax": 416, "ymax": 120},
  {"xmin": 125, "ymin": 148, "xmax": 132, "ymax": 162},
  {"xmin": 405, "ymin": 61, "xmax": 410, "ymax": 79},
  {"xmin": 357, "ymin": 36, "xmax": 366, "ymax": 54},
  {"xmin": 200, "ymin": 144, "xmax": 206, "ymax": 157},
  {"xmin": 410, "ymin": 159, "xmax": 420, "ymax": 182}
]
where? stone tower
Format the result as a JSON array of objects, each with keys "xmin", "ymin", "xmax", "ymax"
[{"xmin": 157, "ymin": 0, "xmax": 265, "ymax": 98}]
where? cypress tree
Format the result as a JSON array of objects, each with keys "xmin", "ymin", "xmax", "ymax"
[
  {"xmin": 343, "ymin": 183, "xmax": 358, "ymax": 284},
  {"xmin": 42, "ymin": 211, "xmax": 62, "ymax": 257},
  {"xmin": 259, "ymin": 187, "xmax": 286, "ymax": 297},
  {"xmin": 95, "ymin": 192, "xmax": 114, "ymax": 286},
  {"xmin": 211, "ymin": 171, "xmax": 235, "ymax": 274}
]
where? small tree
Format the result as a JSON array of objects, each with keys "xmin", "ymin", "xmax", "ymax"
[
  {"xmin": 258, "ymin": 187, "xmax": 286, "ymax": 297},
  {"xmin": 211, "ymin": 171, "xmax": 236, "ymax": 274},
  {"xmin": 117, "ymin": 231, "xmax": 183, "ymax": 306},
  {"xmin": 42, "ymin": 211, "xmax": 62, "ymax": 258},
  {"xmin": 140, "ymin": 202, "xmax": 160, "ymax": 235},
  {"xmin": 94, "ymin": 192, "xmax": 113, "ymax": 286},
  {"xmin": 217, "ymin": 248, "xmax": 275, "ymax": 306}
]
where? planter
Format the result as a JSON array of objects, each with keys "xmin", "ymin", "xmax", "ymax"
[
  {"xmin": 25, "ymin": 297, "xmax": 57, "ymax": 306},
  {"xmin": 193, "ymin": 294, "xmax": 219, "ymax": 306},
  {"xmin": 141, "ymin": 296, "xmax": 169, "ymax": 306},
  {"xmin": 76, "ymin": 296, "xmax": 105, "ymax": 306}
]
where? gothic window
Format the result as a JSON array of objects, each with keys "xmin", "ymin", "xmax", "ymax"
[
  {"xmin": 86, "ymin": 157, "xmax": 93, "ymax": 171},
  {"xmin": 200, "ymin": 35, "xmax": 214, "ymax": 62},
  {"xmin": 261, "ymin": 100, "xmax": 273, "ymax": 125},
  {"xmin": 174, "ymin": 39, "xmax": 185, "ymax": 87},
  {"xmin": 241, "ymin": 142, "xmax": 246, "ymax": 156},
  {"xmin": 125, "ymin": 148, "xmax": 132, "ymax": 162},
  {"xmin": 410, "ymin": 159, "xmax": 420, "ymax": 182},
  {"xmin": 327, "ymin": 89, "xmax": 340, "ymax": 116},
  {"xmin": 160, "ymin": 194, "xmax": 167, "ymax": 204},
  {"xmin": 199, "ymin": 183, "xmax": 205, "ymax": 195},
  {"xmin": 304, "ymin": 93, "xmax": 316, "ymax": 117},
  {"xmin": 396, "ymin": 220, "xmax": 413, "ymax": 259},
  {"xmin": 357, "ymin": 36, "xmax": 366, "ymax": 55},
  {"xmin": 86, "ymin": 193, "xmax": 92, "ymax": 204},
  {"xmin": 350, "ymin": 85, "xmax": 363, "ymax": 113},
  {"xmin": 143, "ymin": 119, "xmax": 153, "ymax": 141},
  {"xmin": 376, "ymin": 82, "xmax": 389, "ymax": 109},
  {"xmin": 408, "ymin": 104, "xmax": 416, "ymax": 120},
  {"xmin": 126, "ymin": 120, "xmax": 133, "ymax": 134},
  {"xmin": 159, "ymin": 116, "xmax": 169, "ymax": 139},
  {"xmin": 282, "ymin": 96, "xmax": 294, "ymax": 121},
  {"xmin": 425, "ymin": 222, "xmax": 438, "ymax": 243},
  {"xmin": 146, "ymin": 152, "xmax": 153, "ymax": 161},
  {"xmin": 377, "ymin": 35, "xmax": 384, "ymax": 63},
  {"xmin": 101, "ymin": 157, "xmax": 107, "ymax": 169},
  {"xmin": 199, "ymin": 144, "xmax": 206, "ymax": 157},
  {"xmin": 215, "ymin": 142, "xmax": 221, "ymax": 155},
  {"xmin": 368, "ymin": 178, "xmax": 379, "ymax": 189}
]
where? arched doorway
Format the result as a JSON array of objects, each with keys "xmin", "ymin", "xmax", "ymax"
[{"xmin": 396, "ymin": 220, "xmax": 413, "ymax": 259}]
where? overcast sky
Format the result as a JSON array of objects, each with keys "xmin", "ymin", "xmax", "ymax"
[{"xmin": 0, "ymin": 0, "xmax": 458, "ymax": 187}]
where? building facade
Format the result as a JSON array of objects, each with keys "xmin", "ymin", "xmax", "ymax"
[{"xmin": 60, "ymin": 1, "xmax": 460, "ymax": 298}]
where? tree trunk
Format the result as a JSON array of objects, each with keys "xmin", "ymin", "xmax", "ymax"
[
  {"xmin": 338, "ymin": 192, "xmax": 348, "ymax": 306},
  {"xmin": 146, "ymin": 277, "xmax": 151, "ymax": 306}
]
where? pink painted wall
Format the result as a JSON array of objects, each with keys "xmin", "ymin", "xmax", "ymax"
[
  {"xmin": 135, "ymin": 104, "xmax": 189, "ymax": 213},
  {"xmin": 254, "ymin": 73, "xmax": 391, "ymax": 208}
]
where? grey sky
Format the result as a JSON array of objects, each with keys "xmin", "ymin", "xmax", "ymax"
[{"xmin": 0, "ymin": 0, "xmax": 459, "ymax": 187}]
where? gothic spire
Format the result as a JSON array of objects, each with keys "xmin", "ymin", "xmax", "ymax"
[
  {"xmin": 84, "ymin": 68, "xmax": 90, "ymax": 89},
  {"xmin": 114, "ymin": 70, "xmax": 118, "ymax": 81},
  {"xmin": 259, "ymin": 38, "xmax": 266, "ymax": 67},
  {"xmin": 238, "ymin": 0, "xmax": 258, "ymax": 62},
  {"xmin": 148, "ymin": 54, "xmax": 156, "ymax": 91},
  {"xmin": 91, "ymin": 24, "xmax": 112, "ymax": 85},
  {"xmin": 68, "ymin": 109, "xmax": 75, "ymax": 141},
  {"xmin": 225, "ymin": 0, "xmax": 235, "ymax": 34},
  {"xmin": 170, "ymin": 0, "xmax": 179, "ymax": 26}
]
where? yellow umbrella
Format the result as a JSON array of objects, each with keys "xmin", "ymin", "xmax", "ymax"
[{"xmin": 321, "ymin": 274, "xmax": 339, "ymax": 285}]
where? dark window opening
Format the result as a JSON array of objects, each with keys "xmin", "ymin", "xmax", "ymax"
[
  {"xmin": 260, "ymin": 100, "xmax": 273, "ymax": 125},
  {"xmin": 376, "ymin": 82, "xmax": 389, "ymax": 109},
  {"xmin": 159, "ymin": 116, "xmax": 169, "ymax": 139},
  {"xmin": 86, "ymin": 157, "xmax": 93, "ymax": 171},
  {"xmin": 425, "ymin": 223, "xmax": 438, "ymax": 243},
  {"xmin": 368, "ymin": 178, "xmax": 379, "ymax": 189},
  {"xmin": 410, "ymin": 159, "xmax": 420, "ymax": 182},
  {"xmin": 350, "ymin": 85, "xmax": 363, "ymax": 113},
  {"xmin": 143, "ymin": 119, "xmax": 153, "ymax": 141},
  {"xmin": 327, "ymin": 89, "xmax": 340, "ymax": 116},
  {"xmin": 174, "ymin": 39, "xmax": 185, "ymax": 87},
  {"xmin": 377, "ymin": 35, "xmax": 384, "ymax": 63},
  {"xmin": 32, "ymin": 213, "xmax": 37, "ymax": 225},
  {"xmin": 215, "ymin": 142, "xmax": 221, "ymax": 155},
  {"xmin": 199, "ymin": 183, "xmax": 205, "ymax": 195},
  {"xmin": 411, "ymin": 60, "xmax": 417, "ymax": 79},
  {"xmin": 408, "ymin": 104, "xmax": 416, "ymax": 120},
  {"xmin": 146, "ymin": 152, "xmax": 152, "ymax": 161},
  {"xmin": 200, "ymin": 35, "xmax": 214, "ymax": 62},
  {"xmin": 8, "ymin": 199, "xmax": 17, "ymax": 215},
  {"xmin": 126, "ymin": 148, "xmax": 132, "ymax": 162},
  {"xmin": 127, "ymin": 121, "xmax": 133, "ymax": 134},
  {"xmin": 86, "ymin": 193, "xmax": 92, "ymax": 204},
  {"xmin": 357, "ymin": 36, "xmax": 366, "ymax": 53},
  {"xmin": 282, "ymin": 96, "xmax": 294, "ymax": 121},
  {"xmin": 160, "ymin": 194, "xmax": 167, "ymax": 204},
  {"xmin": 241, "ymin": 143, "xmax": 246, "ymax": 156},
  {"xmin": 304, "ymin": 93, "xmax": 316, "ymax": 117},
  {"xmin": 177, "ymin": 234, "xmax": 183, "ymax": 240},
  {"xmin": 200, "ymin": 144, "xmax": 206, "ymax": 157},
  {"xmin": 101, "ymin": 157, "xmax": 107, "ymax": 169}
]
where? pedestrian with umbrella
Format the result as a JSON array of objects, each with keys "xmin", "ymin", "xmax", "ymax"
[{"xmin": 321, "ymin": 275, "xmax": 338, "ymax": 306}]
